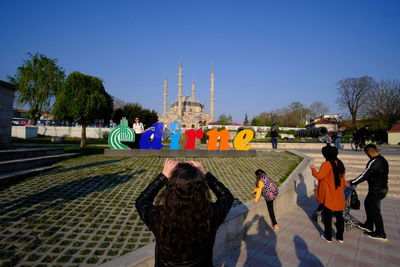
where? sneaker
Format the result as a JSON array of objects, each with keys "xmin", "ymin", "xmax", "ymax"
[
  {"xmin": 337, "ymin": 239, "xmax": 344, "ymax": 244},
  {"xmin": 320, "ymin": 234, "xmax": 332, "ymax": 243},
  {"xmin": 364, "ymin": 232, "xmax": 388, "ymax": 241},
  {"xmin": 273, "ymin": 224, "xmax": 279, "ymax": 232},
  {"xmin": 357, "ymin": 223, "xmax": 372, "ymax": 232}
]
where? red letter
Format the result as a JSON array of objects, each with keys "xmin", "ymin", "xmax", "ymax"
[{"xmin": 185, "ymin": 129, "xmax": 204, "ymax": 149}]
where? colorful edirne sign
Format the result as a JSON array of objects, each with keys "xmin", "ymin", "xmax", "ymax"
[{"xmin": 108, "ymin": 119, "xmax": 255, "ymax": 151}]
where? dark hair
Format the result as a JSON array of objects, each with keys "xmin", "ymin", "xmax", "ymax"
[
  {"xmin": 364, "ymin": 144, "xmax": 377, "ymax": 153},
  {"xmin": 155, "ymin": 163, "xmax": 211, "ymax": 260},
  {"xmin": 255, "ymin": 169, "xmax": 266, "ymax": 187},
  {"xmin": 255, "ymin": 169, "xmax": 266, "ymax": 177},
  {"xmin": 321, "ymin": 144, "xmax": 345, "ymax": 189}
]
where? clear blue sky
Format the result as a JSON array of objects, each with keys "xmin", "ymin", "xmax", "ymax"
[{"xmin": 1, "ymin": 0, "xmax": 400, "ymax": 122}]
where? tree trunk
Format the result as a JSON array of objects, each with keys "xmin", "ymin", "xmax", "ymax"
[
  {"xmin": 81, "ymin": 123, "xmax": 87, "ymax": 148},
  {"xmin": 352, "ymin": 114, "xmax": 357, "ymax": 130}
]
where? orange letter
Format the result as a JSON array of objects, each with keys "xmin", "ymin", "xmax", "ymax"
[
  {"xmin": 185, "ymin": 129, "xmax": 204, "ymax": 149},
  {"xmin": 233, "ymin": 129, "xmax": 254, "ymax": 150},
  {"xmin": 206, "ymin": 129, "xmax": 230, "ymax": 150}
]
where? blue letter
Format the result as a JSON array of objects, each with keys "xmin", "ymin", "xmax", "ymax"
[
  {"xmin": 139, "ymin": 122, "xmax": 164, "ymax": 150},
  {"xmin": 169, "ymin": 120, "xmax": 181, "ymax": 150}
]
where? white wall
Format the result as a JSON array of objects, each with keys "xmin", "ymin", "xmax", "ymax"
[
  {"xmin": 37, "ymin": 126, "xmax": 112, "ymax": 139},
  {"xmin": 12, "ymin": 126, "xmax": 111, "ymax": 139},
  {"xmin": 11, "ymin": 126, "xmax": 38, "ymax": 139},
  {"xmin": 388, "ymin": 132, "xmax": 400, "ymax": 145}
]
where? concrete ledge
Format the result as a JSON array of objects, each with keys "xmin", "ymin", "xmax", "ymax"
[
  {"xmin": 100, "ymin": 150, "xmax": 314, "ymax": 267},
  {"xmin": 251, "ymin": 142, "xmax": 351, "ymax": 150},
  {"xmin": 104, "ymin": 149, "xmax": 257, "ymax": 157}
]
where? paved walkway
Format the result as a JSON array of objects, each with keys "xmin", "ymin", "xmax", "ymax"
[{"xmin": 216, "ymin": 195, "xmax": 400, "ymax": 266}]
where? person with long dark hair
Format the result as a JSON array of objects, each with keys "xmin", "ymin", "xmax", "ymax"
[
  {"xmin": 136, "ymin": 159, "xmax": 234, "ymax": 266},
  {"xmin": 310, "ymin": 145, "xmax": 346, "ymax": 243},
  {"xmin": 252, "ymin": 169, "xmax": 279, "ymax": 231}
]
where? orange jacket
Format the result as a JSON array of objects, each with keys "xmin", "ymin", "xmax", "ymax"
[{"xmin": 311, "ymin": 161, "xmax": 346, "ymax": 211}]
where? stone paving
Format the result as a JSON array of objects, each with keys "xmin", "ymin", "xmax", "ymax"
[
  {"xmin": 0, "ymin": 151, "xmax": 301, "ymax": 266},
  {"xmin": 216, "ymin": 195, "xmax": 400, "ymax": 267}
]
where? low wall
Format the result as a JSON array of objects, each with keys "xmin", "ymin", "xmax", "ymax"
[
  {"xmin": 104, "ymin": 149, "xmax": 256, "ymax": 158},
  {"xmin": 11, "ymin": 126, "xmax": 38, "ymax": 139},
  {"xmin": 251, "ymin": 142, "xmax": 351, "ymax": 150},
  {"xmin": 101, "ymin": 150, "xmax": 315, "ymax": 267},
  {"xmin": 36, "ymin": 126, "xmax": 111, "ymax": 139}
]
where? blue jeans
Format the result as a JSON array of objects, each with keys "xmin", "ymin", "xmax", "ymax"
[
  {"xmin": 271, "ymin": 137, "xmax": 278, "ymax": 149},
  {"xmin": 334, "ymin": 137, "xmax": 342, "ymax": 149}
]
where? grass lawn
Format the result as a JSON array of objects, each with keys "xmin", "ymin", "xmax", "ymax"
[{"xmin": 0, "ymin": 151, "xmax": 301, "ymax": 266}]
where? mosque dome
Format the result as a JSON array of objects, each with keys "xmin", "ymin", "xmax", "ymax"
[{"xmin": 170, "ymin": 96, "xmax": 205, "ymax": 109}]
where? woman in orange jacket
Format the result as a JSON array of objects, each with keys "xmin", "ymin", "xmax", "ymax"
[{"xmin": 310, "ymin": 145, "xmax": 346, "ymax": 243}]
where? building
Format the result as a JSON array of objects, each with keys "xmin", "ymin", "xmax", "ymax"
[
  {"xmin": 388, "ymin": 121, "xmax": 400, "ymax": 145},
  {"xmin": 0, "ymin": 80, "xmax": 17, "ymax": 149},
  {"xmin": 158, "ymin": 61, "xmax": 215, "ymax": 128},
  {"xmin": 306, "ymin": 114, "xmax": 342, "ymax": 132}
]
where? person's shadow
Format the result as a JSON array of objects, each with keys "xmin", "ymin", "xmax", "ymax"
[
  {"xmin": 0, "ymin": 169, "xmax": 146, "ymax": 225},
  {"xmin": 243, "ymin": 215, "xmax": 282, "ymax": 267},
  {"xmin": 293, "ymin": 235, "xmax": 323, "ymax": 267},
  {"xmin": 295, "ymin": 173, "xmax": 323, "ymax": 234}
]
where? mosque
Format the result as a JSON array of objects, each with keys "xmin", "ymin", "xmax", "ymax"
[{"xmin": 158, "ymin": 61, "xmax": 215, "ymax": 128}]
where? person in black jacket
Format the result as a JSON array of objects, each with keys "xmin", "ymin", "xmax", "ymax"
[
  {"xmin": 135, "ymin": 159, "xmax": 234, "ymax": 267},
  {"xmin": 346, "ymin": 144, "xmax": 389, "ymax": 241}
]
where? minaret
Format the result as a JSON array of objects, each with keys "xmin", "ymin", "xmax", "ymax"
[
  {"xmin": 163, "ymin": 75, "xmax": 168, "ymax": 114},
  {"xmin": 210, "ymin": 64, "xmax": 215, "ymax": 122},
  {"xmin": 177, "ymin": 60, "xmax": 183, "ymax": 117},
  {"xmin": 191, "ymin": 80, "xmax": 195, "ymax": 98}
]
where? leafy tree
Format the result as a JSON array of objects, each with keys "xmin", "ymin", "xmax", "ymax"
[
  {"xmin": 336, "ymin": 76, "xmax": 375, "ymax": 129},
  {"xmin": 362, "ymin": 79, "xmax": 400, "ymax": 130},
  {"xmin": 218, "ymin": 114, "xmax": 233, "ymax": 125},
  {"xmin": 53, "ymin": 72, "xmax": 113, "ymax": 147},
  {"xmin": 308, "ymin": 101, "xmax": 329, "ymax": 119},
  {"xmin": 8, "ymin": 52, "xmax": 65, "ymax": 123},
  {"xmin": 243, "ymin": 114, "xmax": 249, "ymax": 126},
  {"xmin": 250, "ymin": 117, "xmax": 263, "ymax": 126},
  {"xmin": 112, "ymin": 103, "xmax": 158, "ymax": 128}
]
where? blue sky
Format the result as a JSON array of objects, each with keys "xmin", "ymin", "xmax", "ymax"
[{"xmin": 1, "ymin": 0, "xmax": 400, "ymax": 122}]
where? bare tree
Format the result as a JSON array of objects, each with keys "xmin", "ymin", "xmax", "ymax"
[
  {"xmin": 336, "ymin": 76, "xmax": 375, "ymax": 129},
  {"xmin": 308, "ymin": 101, "xmax": 329, "ymax": 119},
  {"xmin": 363, "ymin": 79, "xmax": 400, "ymax": 130}
]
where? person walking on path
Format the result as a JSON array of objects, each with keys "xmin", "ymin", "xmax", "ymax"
[
  {"xmin": 310, "ymin": 145, "xmax": 346, "ymax": 243},
  {"xmin": 252, "ymin": 169, "xmax": 280, "ymax": 231},
  {"xmin": 132, "ymin": 117, "xmax": 144, "ymax": 148},
  {"xmin": 136, "ymin": 159, "xmax": 234, "ymax": 266},
  {"xmin": 346, "ymin": 144, "xmax": 389, "ymax": 241},
  {"xmin": 334, "ymin": 129, "xmax": 343, "ymax": 149},
  {"xmin": 270, "ymin": 129, "xmax": 279, "ymax": 149}
]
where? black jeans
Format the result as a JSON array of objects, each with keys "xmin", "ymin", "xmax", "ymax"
[
  {"xmin": 134, "ymin": 133, "xmax": 142, "ymax": 149},
  {"xmin": 364, "ymin": 188, "xmax": 387, "ymax": 235},
  {"xmin": 265, "ymin": 199, "xmax": 277, "ymax": 226},
  {"xmin": 322, "ymin": 205, "xmax": 344, "ymax": 240}
]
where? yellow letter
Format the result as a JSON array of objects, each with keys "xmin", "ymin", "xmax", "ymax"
[{"xmin": 233, "ymin": 129, "xmax": 254, "ymax": 150}]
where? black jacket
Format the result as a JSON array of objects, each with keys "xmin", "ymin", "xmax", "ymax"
[
  {"xmin": 135, "ymin": 172, "xmax": 234, "ymax": 267},
  {"xmin": 350, "ymin": 154, "xmax": 389, "ymax": 190}
]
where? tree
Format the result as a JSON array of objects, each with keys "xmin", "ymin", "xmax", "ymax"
[
  {"xmin": 8, "ymin": 52, "xmax": 65, "ymax": 123},
  {"xmin": 308, "ymin": 101, "xmax": 329, "ymax": 119},
  {"xmin": 218, "ymin": 114, "xmax": 232, "ymax": 125},
  {"xmin": 336, "ymin": 76, "xmax": 375, "ymax": 129},
  {"xmin": 243, "ymin": 114, "xmax": 249, "ymax": 126},
  {"xmin": 112, "ymin": 103, "xmax": 158, "ymax": 128},
  {"xmin": 363, "ymin": 80, "xmax": 400, "ymax": 130},
  {"xmin": 53, "ymin": 72, "xmax": 113, "ymax": 147}
]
